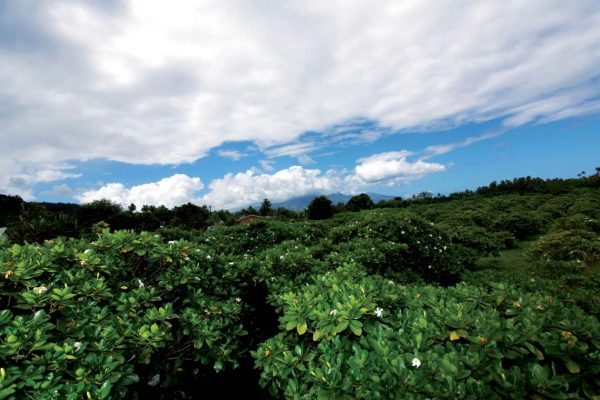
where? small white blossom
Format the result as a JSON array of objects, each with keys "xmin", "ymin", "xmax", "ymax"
[
  {"xmin": 388, "ymin": 280, "xmax": 394, "ymax": 285},
  {"xmin": 138, "ymin": 279, "xmax": 145, "ymax": 289},
  {"xmin": 411, "ymin": 357, "xmax": 422, "ymax": 368},
  {"xmin": 374, "ymin": 307, "xmax": 384, "ymax": 318},
  {"xmin": 33, "ymin": 286, "xmax": 48, "ymax": 295},
  {"xmin": 148, "ymin": 374, "xmax": 161, "ymax": 387},
  {"xmin": 330, "ymin": 309, "xmax": 338, "ymax": 316},
  {"xmin": 83, "ymin": 249, "xmax": 91, "ymax": 254},
  {"xmin": 73, "ymin": 342, "xmax": 82, "ymax": 351},
  {"xmin": 206, "ymin": 255, "xmax": 211, "ymax": 260},
  {"xmin": 167, "ymin": 241, "xmax": 175, "ymax": 245},
  {"xmin": 235, "ymin": 297, "xmax": 241, "ymax": 302}
]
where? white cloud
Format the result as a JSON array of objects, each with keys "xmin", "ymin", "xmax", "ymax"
[
  {"xmin": 77, "ymin": 174, "xmax": 204, "ymax": 208},
  {"xmin": 1, "ymin": 0, "xmax": 598, "ymax": 185},
  {"xmin": 354, "ymin": 151, "xmax": 445, "ymax": 183},
  {"xmin": 78, "ymin": 150, "xmax": 442, "ymax": 210},
  {"xmin": 200, "ymin": 166, "xmax": 342, "ymax": 210},
  {"xmin": 217, "ymin": 149, "xmax": 247, "ymax": 160},
  {"xmin": 0, "ymin": 160, "xmax": 81, "ymax": 200},
  {"xmin": 258, "ymin": 160, "xmax": 275, "ymax": 171},
  {"xmin": 423, "ymin": 130, "xmax": 506, "ymax": 158}
]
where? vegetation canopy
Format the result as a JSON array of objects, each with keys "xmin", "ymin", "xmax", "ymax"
[{"xmin": 0, "ymin": 174, "xmax": 599, "ymax": 399}]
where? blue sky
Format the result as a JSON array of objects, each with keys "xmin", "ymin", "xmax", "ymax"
[{"xmin": 1, "ymin": 1, "xmax": 599, "ymax": 210}]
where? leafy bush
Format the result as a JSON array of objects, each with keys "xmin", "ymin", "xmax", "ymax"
[
  {"xmin": 527, "ymin": 230, "xmax": 600, "ymax": 264},
  {"xmin": 254, "ymin": 268, "xmax": 600, "ymax": 399},
  {"xmin": 490, "ymin": 231, "xmax": 518, "ymax": 250},
  {"xmin": 552, "ymin": 214, "xmax": 600, "ymax": 234},
  {"xmin": 447, "ymin": 226, "xmax": 501, "ymax": 263},
  {"xmin": 198, "ymin": 220, "xmax": 325, "ymax": 256},
  {"xmin": 328, "ymin": 211, "xmax": 469, "ymax": 284},
  {"xmin": 493, "ymin": 212, "xmax": 546, "ymax": 239},
  {"xmin": 0, "ymin": 230, "xmax": 249, "ymax": 399}
]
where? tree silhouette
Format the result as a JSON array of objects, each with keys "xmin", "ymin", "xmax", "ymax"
[
  {"xmin": 259, "ymin": 198, "xmax": 272, "ymax": 216},
  {"xmin": 307, "ymin": 196, "xmax": 333, "ymax": 220}
]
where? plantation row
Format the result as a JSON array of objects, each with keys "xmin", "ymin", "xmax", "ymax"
[{"xmin": 1, "ymin": 189, "xmax": 599, "ymax": 398}]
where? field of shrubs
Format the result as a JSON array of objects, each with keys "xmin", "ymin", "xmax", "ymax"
[{"xmin": 1, "ymin": 178, "xmax": 599, "ymax": 399}]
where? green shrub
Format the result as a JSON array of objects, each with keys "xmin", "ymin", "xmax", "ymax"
[
  {"xmin": 552, "ymin": 214, "xmax": 600, "ymax": 234},
  {"xmin": 254, "ymin": 268, "xmax": 600, "ymax": 399},
  {"xmin": 199, "ymin": 220, "xmax": 325, "ymax": 255},
  {"xmin": 327, "ymin": 211, "xmax": 470, "ymax": 284},
  {"xmin": 493, "ymin": 212, "xmax": 546, "ymax": 239},
  {"xmin": 527, "ymin": 230, "xmax": 600, "ymax": 264},
  {"xmin": 0, "ymin": 230, "xmax": 248, "ymax": 398}
]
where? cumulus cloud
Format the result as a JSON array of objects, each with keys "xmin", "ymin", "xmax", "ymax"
[
  {"xmin": 354, "ymin": 151, "xmax": 445, "ymax": 183},
  {"xmin": 200, "ymin": 166, "xmax": 342, "ymax": 210},
  {"xmin": 77, "ymin": 174, "xmax": 204, "ymax": 208},
  {"xmin": 76, "ymin": 149, "xmax": 445, "ymax": 209},
  {"xmin": 1, "ymin": 0, "xmax": 599, "ymax": 185}
]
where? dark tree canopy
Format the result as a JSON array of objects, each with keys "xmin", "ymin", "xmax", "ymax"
[
  {"xmin": 307, "ymin": 196, "xmax": 333, "ymax": 220},
  {"xmin": 346, "ymin": 193, "xmax": 374, "ymax": 212},
  {"xmin": 259, "ymin": 198, "xmax": 272, "ymax": 216}
]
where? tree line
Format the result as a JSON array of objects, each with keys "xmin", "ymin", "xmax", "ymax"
[{"xmin": 1, "ymin": 170, "xmax": 598, "ymax": 243}]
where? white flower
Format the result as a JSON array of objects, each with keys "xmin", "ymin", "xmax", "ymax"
[
  {"xmin": 401, "ymin": 230, "xmax": 405, "ymax": 234},
  {"xmin": 148, "ymin": 374, "xmax": 161, "ymax": 387},
  {"xmin": 228, "ymin": 262, "xmax": 235, "ymax": 266},
  {"xmin": 184, "ymin": 256, "xmax": 190, "ymax": 261},
  {"xmin": 443, "ymin": 246, "xmax": 447, "ymax": 250},
  {"xmin": 330, "ymin": 309, "xmax": 338, "ymax": 316},
  {"xmin": 206, "ymin": 255, "xmax": 211, "ymax": 260},
  {"xmin": 167, "ymin": 241, "xmax": 175, "ymax": 245},
  {"xmin": 73, "ymin": 341, "xmax": 82, "ymax": 351},
  {"xmin": 388, "ymin": 280, "xmax": 394, "ymax": 285},
  {"xmin": 33, "ymin": 286, "xmax": 48, "ymax": 295},
  {"xmin": 374, "ymin": 307, "xmax": 384, "ymax": 318},
  {"xmin": 83, "ymin": 249, "xmax": 91, "ymax": 254},
  {"xmin": 280, "ymin": 255, "xmax": 284, "ymax": 260},
  {"xmin": 137, "ymin": 279, "xmax": 144, "ymax": 289},
  {"xmin": 428, "ymin": 265, "xmax": 432, "ymax": 269},
  {"xmin": 235, "ymin": 297, "xmax": 241, "ymax": 302},
  {"xmin": 411, "ymin": 357, "xmax": 422, "ymax": 368}
]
